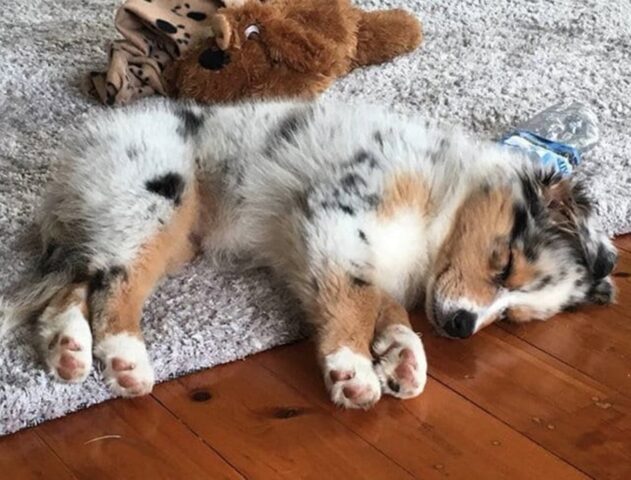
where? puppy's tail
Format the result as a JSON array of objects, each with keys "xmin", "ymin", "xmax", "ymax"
[
  {"xmin": 0, "ymin": 270, "xmax": 74, "ymax": 338},
  {"xmin": 352, "ymin": 9, "xmax": 423, "ymax": 69}
]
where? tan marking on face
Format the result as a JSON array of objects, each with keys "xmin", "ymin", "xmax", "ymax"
[
  {"xmin": 505, "ymin": 250, "xmax": 539, "ymax": 290},
  {"xmin": 96, "ymin": 184, "xmax": 204, "ymax": 339},
  {"xmin": 378, "ymin": 173, "xmax": 430, "ymax": 219},
  {"xmin": 434, "ymin": 186, "xmax": 514, "ymax": 305}
]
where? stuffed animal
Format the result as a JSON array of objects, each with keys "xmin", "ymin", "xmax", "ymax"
[{"xmin": 164, "ymin": 0, "xmax": 423, "ymax": 102}]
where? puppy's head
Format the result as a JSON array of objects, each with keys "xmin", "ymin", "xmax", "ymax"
[{"xmin": 427, "ymin": 170, "xmax": 616, "ymax": 338}]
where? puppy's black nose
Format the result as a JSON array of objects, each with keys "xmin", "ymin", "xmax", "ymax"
[
  {"xmin": 198, "ymin": 48, "xmax": 231, "ymax": 71},
  {"xmin": 443, "ymin": 309, "xmax": 477, "ymax": 339}
]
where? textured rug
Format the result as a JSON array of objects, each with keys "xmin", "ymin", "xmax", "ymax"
[{"xmin": 1, "ymin": 0, "xmax": 630, "ymax": 436}]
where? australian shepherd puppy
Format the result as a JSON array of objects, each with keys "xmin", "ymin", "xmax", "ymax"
[{"xmin": 2, "ymin": 99, "xmax": 616, "ymax": 409}]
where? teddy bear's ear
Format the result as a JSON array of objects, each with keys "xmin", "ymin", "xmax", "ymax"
[
  {"xmin": 263, "ymin": 18, "xmax": 338, "ymax": 75},
  {"xmin": 212, "ymin": 13, "xmax": 233, "ymax": 50}
]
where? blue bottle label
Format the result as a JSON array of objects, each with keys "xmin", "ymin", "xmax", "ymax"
[{"xmin": 500, "ymin": 131, "xmax": 581, "ymax": 177}]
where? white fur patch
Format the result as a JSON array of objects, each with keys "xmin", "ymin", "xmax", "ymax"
[
  {"xmin": 40, "ymin": 304, "xmax": 93, "ymax": 383},
  {"xmin": 373, "ymin": 324, "xmax": 427, "ymax": 399},
  {"xmin": 323, "ymin": 347, "xmax": 381, "ymax": 409},
  {"xmin": 368, "ymin": 209, "xmax": 428, "ymax": 305},
  {"xmin": 94, "ymin": 333, "xmax": 155, "ymax": 397}
]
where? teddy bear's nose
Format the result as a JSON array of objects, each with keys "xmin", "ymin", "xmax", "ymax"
[{"xmin": 198, "ymin": 47, "xmax": 231, "ymax": 71}]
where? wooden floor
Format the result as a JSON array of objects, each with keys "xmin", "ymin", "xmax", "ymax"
[{"xmin": 3, "ymin": 237, "xmax": 631, "ymax": 480}]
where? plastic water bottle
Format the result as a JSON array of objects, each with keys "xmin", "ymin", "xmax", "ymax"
[{"xmin": 500, "ymin": 102, "xmax": 600, "ymax": 176}]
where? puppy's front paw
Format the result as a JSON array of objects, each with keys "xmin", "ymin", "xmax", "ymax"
[
  {"xmin": 323, "ymin": 347, "xmax": 381, "ymax": 409},
  {"xmin": 373, "ymin": 324, "xmax": 427, "ymax": 399},
  {"xmin": 95, "ymin": 334, "xmax": 155, "ymax": 397},
  {"xmin": 40, "ymin": 305, "xmax": 93, "ymax": 383}
]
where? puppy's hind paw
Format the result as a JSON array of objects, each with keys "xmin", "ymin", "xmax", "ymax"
[{"xmin": 41, "ymin": 306, "xmax": 93, "ymax": 384}]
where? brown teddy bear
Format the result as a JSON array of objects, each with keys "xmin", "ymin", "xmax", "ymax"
[{"xmin": 164, "ymin": 0, "xmax": 423, "ymax": 102}]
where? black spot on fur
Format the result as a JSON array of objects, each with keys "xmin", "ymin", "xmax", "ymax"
[
  {"xmin": 338, "ymin": 204, "xmax": 355, "ymax": 216},
  {"xmin": 146, "ymin": 172, "xmax": 185, "ymax": 205},
  {"xmin": 266, "ymin": 108, "xmax": 313, "ymax": 153},
  {"xmin": 364, "ymin": 194, "xmax": 380, "ymax": 208},
  {"xmin": 574, "ymin": 278, "xmax": 585, "ymax": 288},
  {"xmin": 351, "ymin": 276, "xmax": 370, "ymax": 287},
  {"xmin": 126, "ymin": 145, "xmax": 139, "ymax": 159},
  {"xmin": 535, "ymin": 275, "xmax": 553, "ymax": 290},
  {"xmin": 176, "ymin": 108, "xmax": 205, "ymax": 138},
  {"xmin": 519, "ymin": 174, "xmax": 542, "ymax": 217},
  {"xmin": 373, "ymin": 131, "xmax": 384, "ymax": 148},
  {"xmin": 296, "ymin": 191, "xmax": 313, "ymax": 219},
  {"xmin": 156, "ymin": 19, "xmax": 177, "ymax": 34},
  {"xmin": 358, "ymin": 229, "xmax": 369, "ymax": 245},
  {"xmin": 352, "ymin": 149, "xmax": 379, "ymax": 169},
  {"xmin": 89, "ymin": 266, "xmax": 127, "ymax": 293},
  {"xmin": 511, "ymin": 204, "xmax": 529, "ymax": 241},
  {"xmin": 341, "ymin": 173, "xmax": 366, "ymax": 193},
  {"xmin": 592, "ymin": 245, "xmax": 616, "ymax": 279},
  {"xmin": 571, "ymin": 181, "xmax": 593, "ymax": 216},
  {"xmin": 430, "ymin": 138, "xmax": 449, "ymax": 164}
]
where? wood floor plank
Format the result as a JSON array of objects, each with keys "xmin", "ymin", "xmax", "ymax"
[
  {"xmin": 0, "ymin": 428, "xmax": 77, "ymax": 480},
  {"xmin": 153, "ymin": 359, "xmax": 415, "ymax": 480},
  {"xmin": 615, "ymin": 235, "xmax": 631, "ymax": 254},
  {"xmin": 37, "ymin": 395, "xmax": 243, "ymax": 480},
  {"xmin": 256, "ymin": 342, "xmax": 588, "ymax": 480},
  {"xmin": 501, "ymin": 249, "xmax": 631, "ymax": 399},
  {"xmin": 420, "ymin": 315, "xmax": 631, "ymax": 480}
]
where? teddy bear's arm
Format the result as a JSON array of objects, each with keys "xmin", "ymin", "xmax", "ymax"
[{"xmin": 351, "ymin": 9, "xmax": 422, "ymax": 69}]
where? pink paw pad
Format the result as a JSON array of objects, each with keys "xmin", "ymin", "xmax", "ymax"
[
  {"xmin": 117, "ymin": 374, "xmax": 139, "ymax": 389},
  {"xmin": 394, "ymin": 348, "xmax": 419, "ymax": 385},
  {"xmin": 56, "ymin": 352, "xmax": 85, "ymax": 380},
  {"xmin": 112, "ymin": 358, "xmax": 135, "ymax": 372}
]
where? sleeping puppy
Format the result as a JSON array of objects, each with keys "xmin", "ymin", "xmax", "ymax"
[{"xmin": 4, "ymin": 99, "xmax": 616, "ymax": 408}]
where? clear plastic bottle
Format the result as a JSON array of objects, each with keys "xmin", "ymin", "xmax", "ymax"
[{"xmin": 500, "ymin": 102, "xmax": 600, "ymax": 176}]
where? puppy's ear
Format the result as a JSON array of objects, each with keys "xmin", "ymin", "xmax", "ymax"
[
  {"xmin": 262, "ymin": 18, "xmax": 338, "ymax": 75},
  {"xmin": 535, "ymin": 172, "xmax": 617, "ymax": 280},
  {"xmin": 524, "ymin": 171, "xmax": 589, "ymax": 224}
]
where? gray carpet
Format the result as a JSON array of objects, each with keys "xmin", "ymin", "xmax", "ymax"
[{"xmin": 1, "ymin": 0, "xmax": 630, "ymax": 436}]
